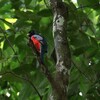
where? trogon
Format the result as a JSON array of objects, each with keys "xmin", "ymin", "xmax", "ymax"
[{"xmin": 28, "ymin": 30, "xmax": 47, "ymax": 64}]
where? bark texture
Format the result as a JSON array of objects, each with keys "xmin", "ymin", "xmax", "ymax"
[{"xmin": 49, "ymin": 0, "xmax": 71, "ymax": 100}]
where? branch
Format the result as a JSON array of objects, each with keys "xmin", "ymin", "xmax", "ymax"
[
  {"xmin": 0, "ymin": 71, "xmax": 42, "ymax": 100},
  {"xmin": 49, "ymin": 0, "xmax": 71, "ymax": 99},
  {"xmin": 29, "ymin": 39, "xmax": 63, "ymax": 96}
]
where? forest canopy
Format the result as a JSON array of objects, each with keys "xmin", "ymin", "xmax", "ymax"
[{"xmin": 0, "ymin": 0, "xmax": 100, "ymax": 100}]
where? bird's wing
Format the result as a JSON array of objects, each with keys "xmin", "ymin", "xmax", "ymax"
[{"xmin": 33, "ymin": 35, "xmax": 44, "ymax": 44}]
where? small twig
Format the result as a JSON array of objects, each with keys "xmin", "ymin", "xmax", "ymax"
[
  {"xmin": 0, "ymin": 28, "xmax": 20, "ymax": 64},
  {"xmin": 0, "ymin": 71, "xmax": 43, "ymax": 100}
]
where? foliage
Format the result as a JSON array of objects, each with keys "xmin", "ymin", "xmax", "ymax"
[{"xmin": 0, "ymin": 0, "xmax": 100, "ymax": 99}]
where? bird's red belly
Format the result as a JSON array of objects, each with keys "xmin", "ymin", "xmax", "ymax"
[{"xmin": 31, "ymin": 37, "xmax": 40, "ymax": 52}]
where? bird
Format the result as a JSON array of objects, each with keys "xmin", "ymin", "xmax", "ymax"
[{"xmin": 28, "ymin": 30, "xmax": 47, "ymax": 64}]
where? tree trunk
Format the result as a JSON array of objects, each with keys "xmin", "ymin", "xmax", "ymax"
[{"xmin": 49, "ymin": 0, "xmax": 71, "ymax": 100}]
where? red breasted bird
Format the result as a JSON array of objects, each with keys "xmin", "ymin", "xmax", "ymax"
[{"xmin": 28, "ymin": 30, "xmax": 47, "ymax": 64}]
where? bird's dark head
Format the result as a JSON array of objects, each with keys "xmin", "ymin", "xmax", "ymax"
[{"xmin": 28, "ymin": 30, "xmax": 35, "ymax": 37}]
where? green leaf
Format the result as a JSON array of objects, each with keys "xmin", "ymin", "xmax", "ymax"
[
  {"xmin": 0, "ymin": 0, "xmax": 10, "ymax": 8},
  {"xmin": 77, "ymin": 0, "xmax": 99, "ymax": 7},
  {"xmin": 0, "ymin": 72, "xmax": 23, "ymax": 82},
  {"xmin": 3, "ymin": 34, "xmax": 15, "ymax": 50},
  {"xmin": 0, "ymin": 20, "xmax": 5, "ymax": 30},
  {"xmin": 85, "ymin": 46, "xmax": 98, "ymax": 58},
  {"xmin": 0, "ymin": 18, "xmax": 14, "ymax": 30},
  {"xmin": 94, "ymin": 61, "xmax": 100, "ymax": 72},
  {"xmin": 79, "ymin": 81, "xmax": 90, "ymax": 96},
  {"xmin": 70, "ymin": 32, "xmax": 90, "ymax": 48},
  {"xmin": 3, "ymin": 47, "xmax": 14, "ymax": 58},
  {"xmin": 24, "ymin": 0, "xmax": 32, "ymax": 6},
  {"xmin": 18, "ymin": 83, "xmax": 35, "ymax": 100},
  {"xmin": 15, "ymin": 11, "xmax": 35, "ymax": 19},
  {"xmin": 37, "ymin": 9, "xmax": 52, "ymax": 17},
  {"xmin": 10, "ymin": 0, "xmax": 23, "ymax": 10},
  {"xmin": 90, "ymin": 37, "xmax": 98, "ymax": 47},
  {"xmin": 73, "ymin": 46, "xmax": 88, "ymax": 56},
  {"xmin": 0, "ymin": 36, "xmax": 4, "ymax": 42}
]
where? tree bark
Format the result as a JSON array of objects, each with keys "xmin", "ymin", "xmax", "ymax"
[{"xmin": 49, "ymin": 0, "xmax": 71, "ymax": 100}]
